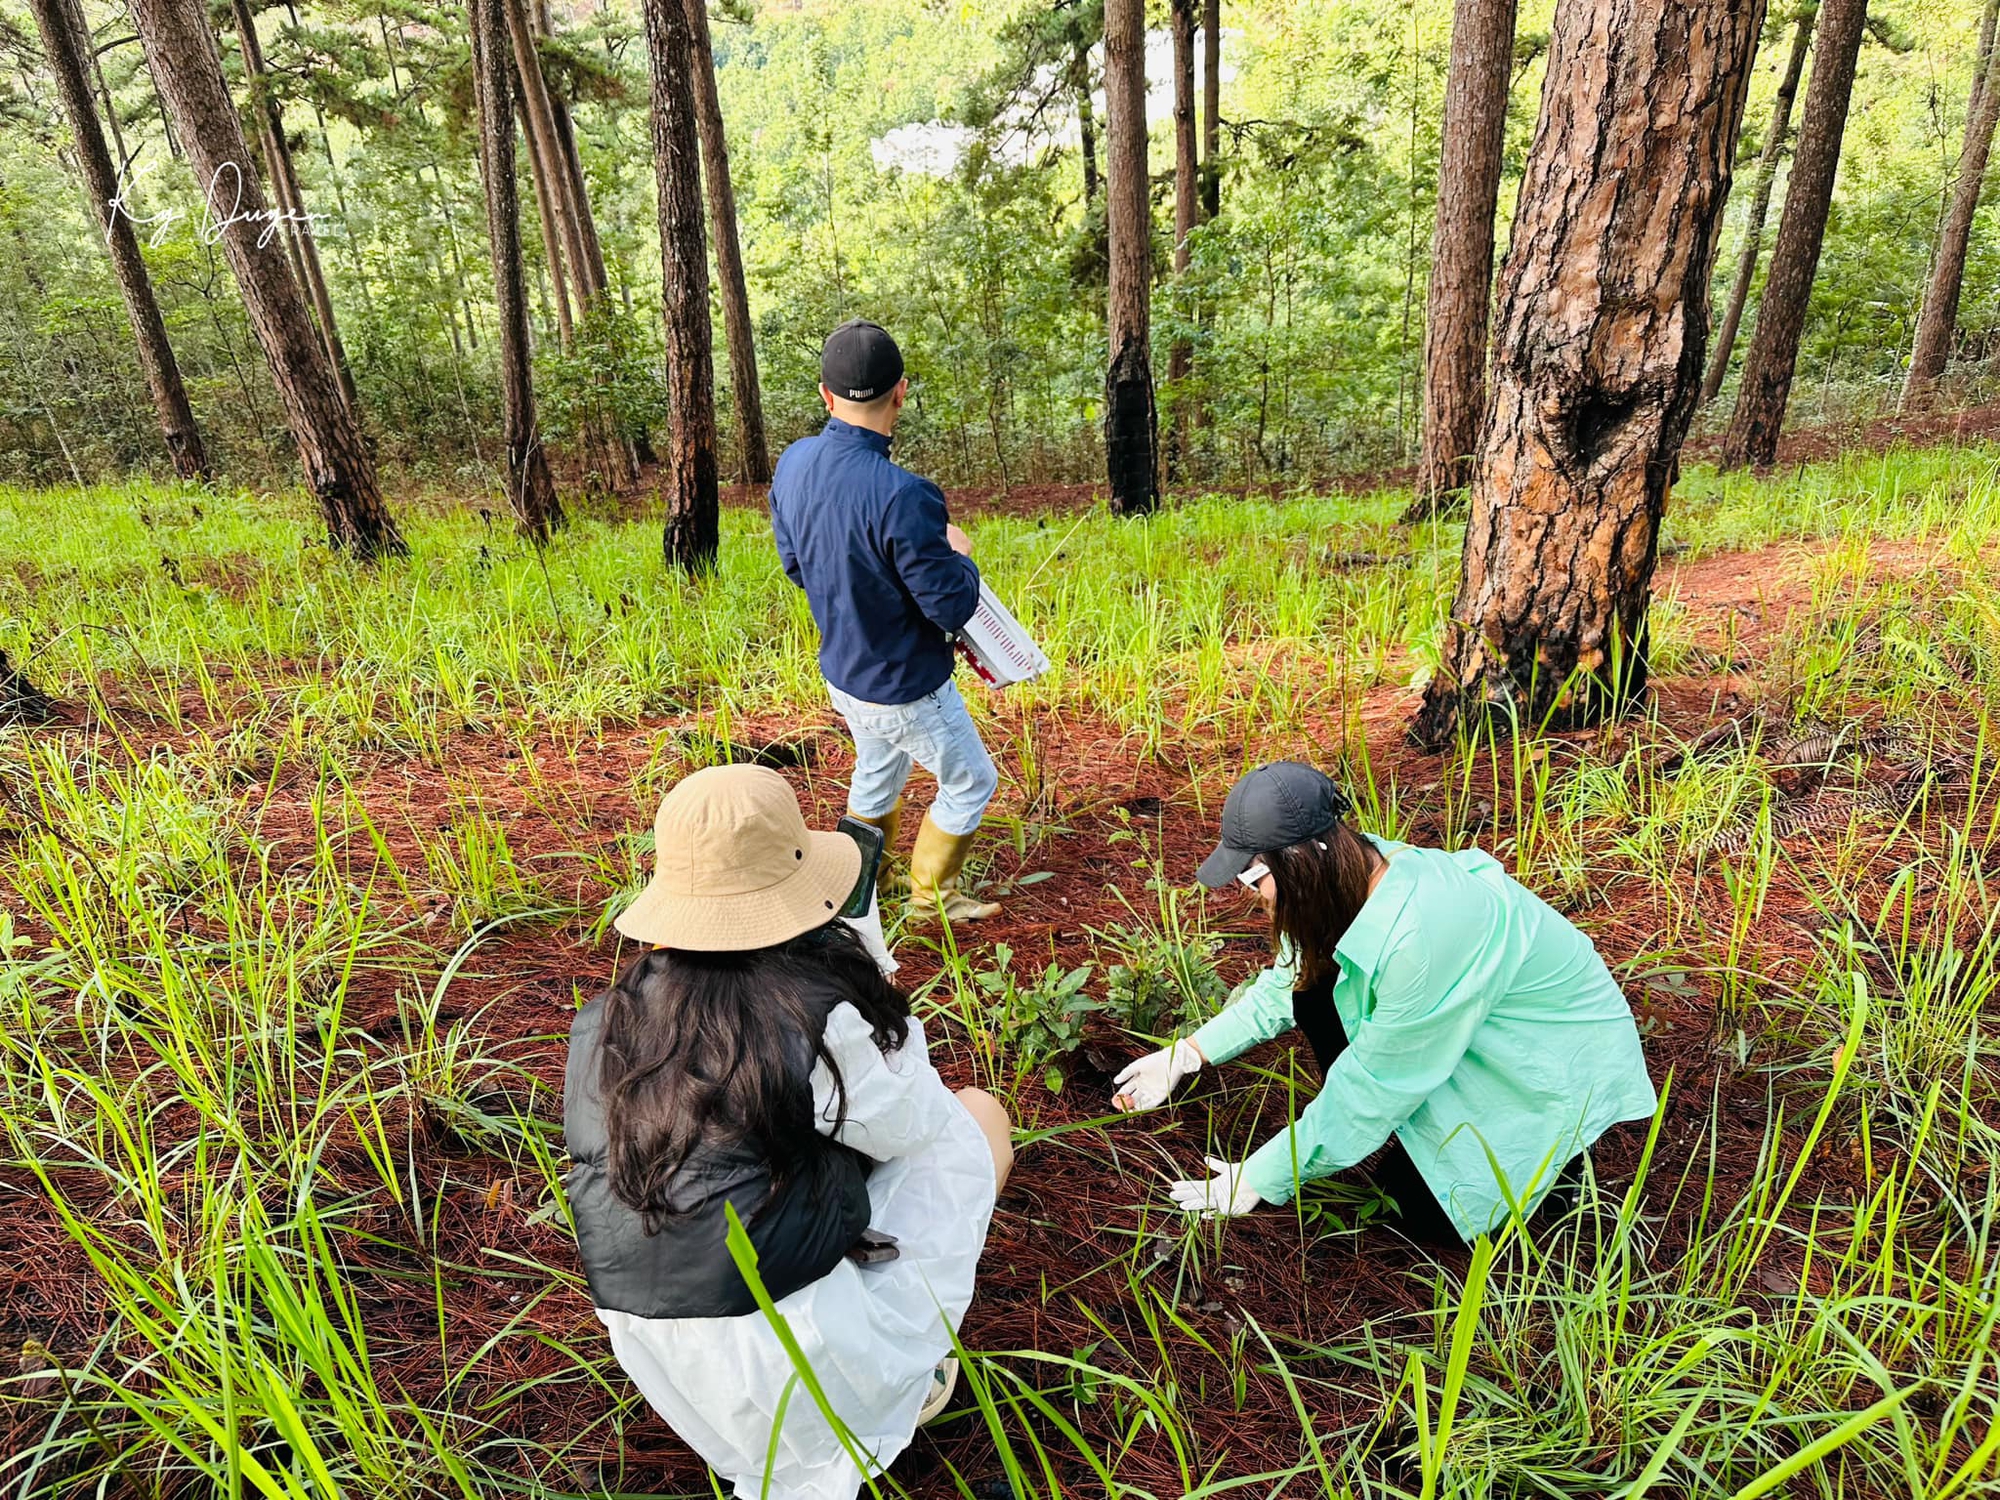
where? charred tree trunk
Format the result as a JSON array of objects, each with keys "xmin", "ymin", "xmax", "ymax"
[
  {"xmin": 1405, "ymin": 0, "xmax": 1519, "ymax": 520},
  {"xmin": 469, "ymin": 0, "xmax": 560, "ymax": 540},
  {"xmin": 642, "ymin": 0, "xmax": 720, "ymax": 571},
  {"xmin": 1701, "ymin": 2, "xmax": 1816, "ymax": 407},
  {"xmin": 228, "ymin": 0, "xmax": 356, "ymax": 410},
  {"xmin": 1073, "ymin": 39, "xmax": 1099, "ymax": 206},
  {"xmin": 130, "ymin": 0, "xmax": 403, "ymax": 557},
  {"xmin": 1201, "ymin": 0, "xmax": 1220, "ymax": 220},
  {"xmin": 1165, "ymin": 0, "xmax": 1198, "ymax": 479},
  {"xmin": 1413, "ymin": 0, "xmax": 1765, "ymax": 748},
  {"xmin": 1102, "ymin": 0, "xmax": 1157, "ymax": 516},
  {"xmin": 1903, "ymin": 34, "xmax": 2000, "ymax": 402},
  {"xmin": 0, "ymin": 649, "xmax": 58, "ymax": 725},
  {"xmin": 31, "ymin": 0, "xmax": 210, "ymax": 481},
  {"xmin": 1717, "ymin": 0, "xmax": 1867, "ymax": 471},
  {"xmin": 686, "ymin": 0, "xmax": 770, "ymax": 486}
]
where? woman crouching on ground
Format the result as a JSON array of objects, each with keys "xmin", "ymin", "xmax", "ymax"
[
  {"xmin": 564, "ymin": 765, "xmax": 1012, "ymax": 1500},
  {"xmin": 1115, "ymin": 761, "xmax": 1657, "ymax": 1243}
]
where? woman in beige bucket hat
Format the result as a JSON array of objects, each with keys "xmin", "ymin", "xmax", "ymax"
[{"xmin": 563, "ymin": 764, "xmax": 1013, "ymax": 1499}]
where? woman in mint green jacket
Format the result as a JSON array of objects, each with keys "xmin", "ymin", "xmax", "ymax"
[{"xmin": 1113, "ymin": 762, "xmax": 1657, "ymax": 1243}]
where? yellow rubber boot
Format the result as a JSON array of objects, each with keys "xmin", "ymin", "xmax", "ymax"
[
  {"xmin": 849, "ymin": 801, "xmax": 905, "ymax": 893},
  {"xmin": 909, "ymin": 813, "xmax": 1001, "ymax": 922}
]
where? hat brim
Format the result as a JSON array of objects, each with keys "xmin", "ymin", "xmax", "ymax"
[
  {"xmin": 1196, "ymin": 840, "xmax": 1261, "ymax": 889},
  {"xmin": 614, "ymin": 828, "xmax": 862, "ymax": 951}
]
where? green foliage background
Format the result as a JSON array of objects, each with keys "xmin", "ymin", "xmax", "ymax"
[{"xmin": 0, "ymin": 0, "xmax": 1991, "ymax": 490}]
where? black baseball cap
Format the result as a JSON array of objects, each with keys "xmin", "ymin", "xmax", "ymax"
[
  {"xmin": 1196, "ymin": 762, "xmax": 1355, "ymax": 888},
  {"xmin": 820, "ymin": 319, "xmax": 905, "ymax": 403}
]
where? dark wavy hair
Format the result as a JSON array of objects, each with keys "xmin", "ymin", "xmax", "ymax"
[
  {"xmin": 596, "ymin": 920, "xmax": 911, "ymax": 1234},
  {"xmin": 1264, "ymin": 820, "xmax": 1385, "ymax": 993}
]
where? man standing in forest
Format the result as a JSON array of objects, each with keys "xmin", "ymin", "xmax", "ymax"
[{"xmin": 770, "ymin": 320, "xmax": 1003, "ymax": 923}]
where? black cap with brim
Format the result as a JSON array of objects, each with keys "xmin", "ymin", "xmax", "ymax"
[
  {"xmin": 1196, "ymin": 762, "xmax": 1354, "ymax": 888},
  {"xmin": 821, "ymin": 319, "xmax": 904, "ymax": 403}
]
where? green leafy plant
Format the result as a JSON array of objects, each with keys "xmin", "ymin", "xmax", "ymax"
[{"xmin": 974, "ymin": 942, "xmax": 1097, "ymax": 1095}]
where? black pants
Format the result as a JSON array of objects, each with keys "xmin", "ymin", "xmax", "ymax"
[{"xmin": 1291, "ymin": 977, "xmax": 1582, "ymax": 1246}]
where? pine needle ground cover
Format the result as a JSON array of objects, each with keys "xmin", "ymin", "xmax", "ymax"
[{"xmin": 0, "ymin": 444, "xmax": 1996, "ymax": 1497}]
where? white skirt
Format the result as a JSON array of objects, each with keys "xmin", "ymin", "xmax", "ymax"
[{"xmin": 597, "ymin": 1007, "xmax": 997, "ymax": 1500}]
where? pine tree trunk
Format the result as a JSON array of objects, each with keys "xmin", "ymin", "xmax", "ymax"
[
  {"xmin": 507, "ymin": 0, "xmax": 635, "ymax": 489},
  {"xmin": 1413, "ymin": 0, "xmax": 1765, "ymax": 748},
  {"xmin": 469, "ymin": 0, "xmax": 560, "ymax": 540},
  {"xmin": 31, "ymin": 0, "xmax": 210, "ymax": 482},
  {"xmin": 1717, "ymin": 0, "xmax": 1867, "ymax": 471},
  {"xmin": 1701, "ymin": 1, "xmax": 1815, "ymax": 407},
  {"xmin": 1903, "ymin": 35, "xmax": 2000, "ymax": 402},
  {"xmin": 516, "ymin": 93, "xmax": 576, "ymax": 350},
  {"xmin": 1406, "ymin": 0, "xmax": 1519, "ymax": 521},
  {"xmin": 686, "ymin": 0, "xmax": 770, "ymax": 486},
  {"xmin": 130, "ymin": 0, "xmax": 403, "ymax": 557},
  {"xmin": 228, "ymin": 0, "xmax": 356, "ymax": 410},
  {"xmin": 642, "ymin": 0, "xmax": 720, "ymax": 571},
  {"xmin": 1969, "ymin": 0, "xmax": 1998, "ymax": 128},
  {"xmin": 1165, "ymin": 0, "xmax": 1198, "ymax": 480},
  {"xmin": 1201, "ymin": 0, "xmax": 1221, "ymax": 220},
  {"xmin": 1103, "ymin": 0, "xmax": 1158, "ymax": 517},
  {"xmin": 1073, "ymin": 40, "xmax": 1099, "ymax": 206}
]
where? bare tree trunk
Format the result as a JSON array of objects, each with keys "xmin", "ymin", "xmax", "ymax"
[
  {"xmin": 516, "ymin": 92, "xmax": 575, "ymax": 349},
  {"xmin": 1701, "ymin": 2, "xmax": 1816, "ymax": 407},
  {"xmin": 227, "ymin": 0, "xmax": 356, "ymax": 410},
  {"xmin": 130, "ymin": 0, "xmax": 402, "ymax": 556},
  {"xmin": 1413, "ymin": 0, "xmax": 1765, "ymax": 747},
  {"xmin": 1718, "ymin": 0, "xmax": 1867, "ymax": 471},
  {"xmin": 1165, "ymin": 0, "xmax": 1198, "ymax": 481},
  {"xmin": 31, "ymin": 0, "xmax": 210, "ymax": 481},
  {"xmin": 1201, "ymin": 0, "xmax": 1220, "ymax": 220},
  {"xmin": 1969, "ymin": 0, "xmax": 1998, "ymax": 128},
  {"xmin": 1903, "ymin": 33, "xmax": 2000, "ymax": 402},
  {"xmin": 642, "ymin": 0, "xmax": 720, "ymax": 570},
  {"xmin": 507, "ymin": 0, "xmax": 635, "ymax": 489},
  {"xmin": 1405, "ymin": 0, "xmax": 1519, "ymax": 521},
  {"xmin": 686, "ymin": 0, "xmax": 770, "ymax": 486},
  {"xmin": 469, "ymin": 0, "xmax": 560, "ymax": 540},
  {"xmin": 1072, "ymin": 38, "xmax": 1099, "ymax": 206},
  {"xmin": 1102, "ymin": 0, "xmax": 1157, "ymax": 516}
]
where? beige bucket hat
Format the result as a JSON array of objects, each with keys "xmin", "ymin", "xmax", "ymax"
[{"xmin": 614, "ymin": 764, "xmax": 862, "ymax": 952}]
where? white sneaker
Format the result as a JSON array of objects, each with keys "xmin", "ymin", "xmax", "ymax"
[{"xmin": 917, "ymin": 1357, "xmax": 959, "ymax": 1425}]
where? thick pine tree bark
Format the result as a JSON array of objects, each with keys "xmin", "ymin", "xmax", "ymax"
[
  {"xmin": 31, "ymin": 0, "xmax": 210, "ymax": 482},
  {"xmin": 1102, "ymin": 0, "xmax": 1157, "ymax": 516},
  {"xmin": 642, "ymin": 0, "xmax": 721, "ymax": 571},
  {"xmin": 228, "ymin": 0, "xmax": 356, "ymax": 410},
  {"xmin": 1717, "ymin": 0, "xmax": 1867, "ymax": 471},
  {"xmin": 1903, "ymin": 35, "xmax": 2000, "ymax": 401},
  {"xmin": 1413, "ymin": 0, "xmax": 1765, "ymax": 747},
  {"xmin": 1406, "ymin": 0, "xmax": 1519, "ymax": 520},
  {"xmin": 469, "ymin": 0, "xmax": 561, "ymax": 540},
  {"xmin": 129, "ymin": 0, "xmax": 403, "ymax": 557},
  {"xmin": 686, "ymin": 0, "xmax": 770, "ymax": 486},
  {"xmin": 1700, "ymin": 1, "xmax": 1815, "ymax": 407},
  {"xmin": 1165, "ymin": 0, "xmax": 1198, "ymax": 479},
  {"xmin": 1201, "ymin": 0, "xmax": 1220, "ymax": 220}
]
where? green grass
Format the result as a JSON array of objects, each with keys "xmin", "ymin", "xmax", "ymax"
[{"xmin": 1, "ymin": 442, "xmax": 1997, "ymax": 1496}]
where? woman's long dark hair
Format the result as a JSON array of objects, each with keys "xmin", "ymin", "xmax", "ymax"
[
  {"xmin": 1265, "ymin": 820, "xmax": 1384, "ymax": 993},
  {"xmin": 596, "ymin": 920, "xmax": 911, "ymax": 1234}
]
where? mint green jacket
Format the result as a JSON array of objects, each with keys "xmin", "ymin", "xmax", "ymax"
[{"xmin": 1188, "ymin": 838, "xmax": 1657, "ymax": 1241}]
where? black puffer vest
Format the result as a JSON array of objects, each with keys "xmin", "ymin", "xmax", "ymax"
[{"xmin": 563, "ymin": 965, "xmax": 872, "ymax": 1320}]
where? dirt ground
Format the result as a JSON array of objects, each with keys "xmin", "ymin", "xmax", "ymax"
[{"xmin": 0, "ymin": 529, "xmax": 1984, "ymax": 1494}]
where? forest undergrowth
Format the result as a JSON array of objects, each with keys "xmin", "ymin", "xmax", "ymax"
[{"xmin": 0, "ymin": 441, "xmax": 1997, "ymax": 1497}]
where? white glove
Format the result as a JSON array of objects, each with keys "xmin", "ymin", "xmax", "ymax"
[
  {"xmin": 1168, "ymin": 1156, "xmax": 1263, "ymax": 1218},
  {"xmin": 1112, "ymin": 1038, "xmax": 1203, "ymax": 1112}
]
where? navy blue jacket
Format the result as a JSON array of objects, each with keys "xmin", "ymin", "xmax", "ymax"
[{"xmin": 770, "ymin": 418, "xmax": 981, "ymax": 704}]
